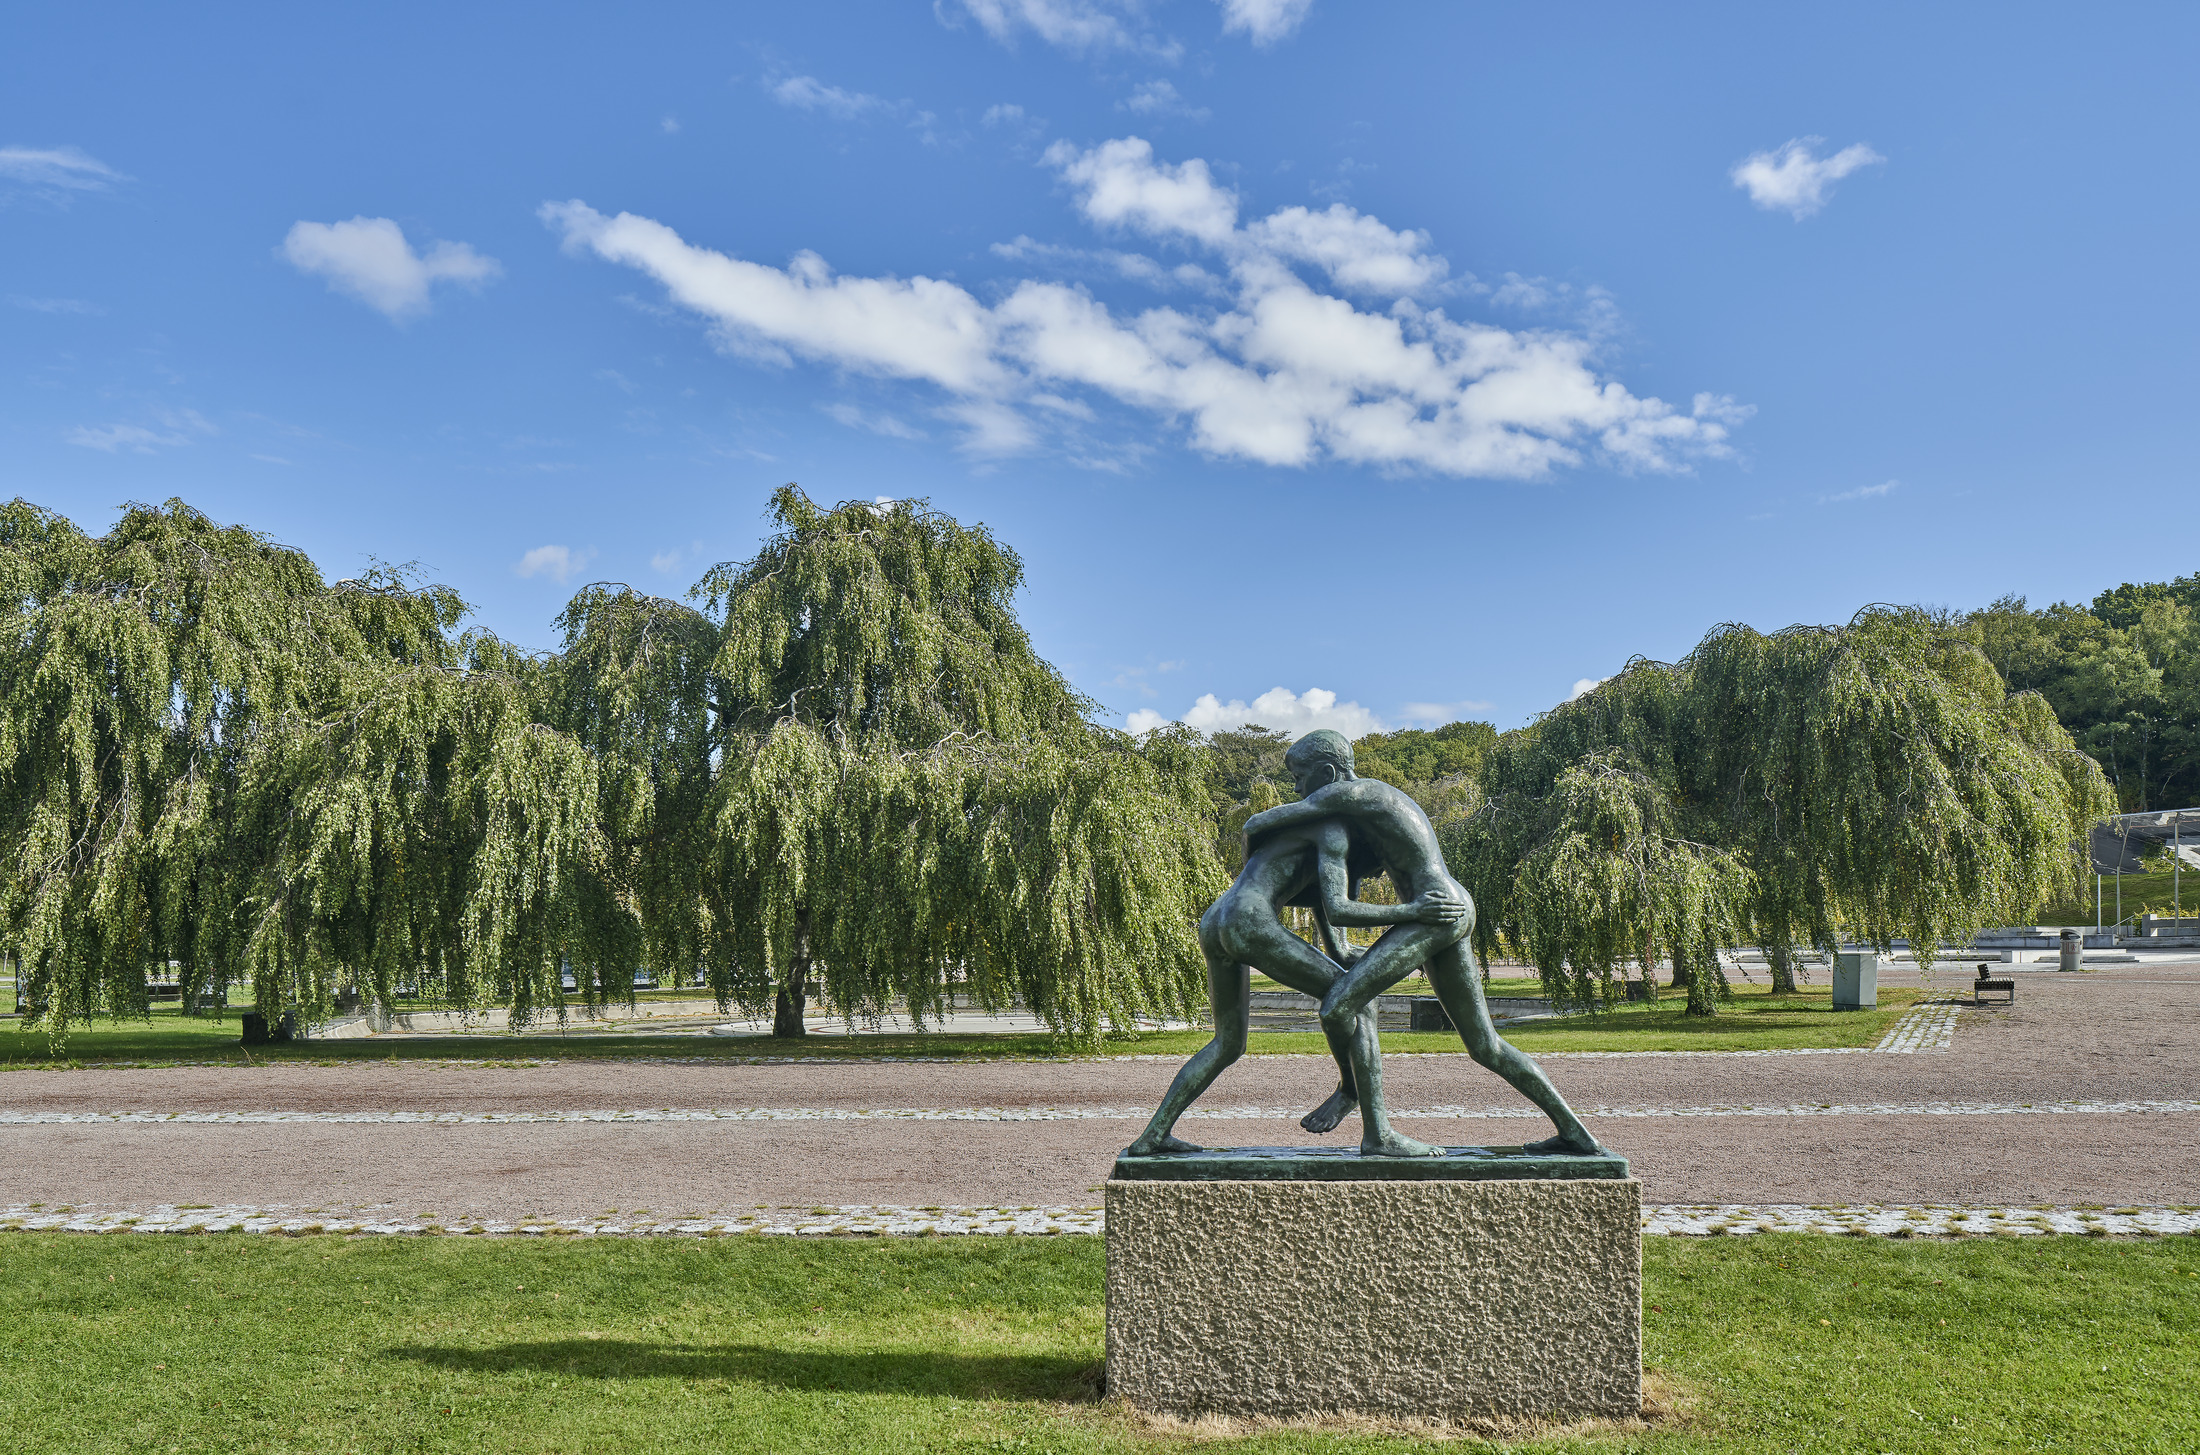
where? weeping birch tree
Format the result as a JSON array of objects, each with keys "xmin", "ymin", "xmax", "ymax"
[
  {"xmin": 0, "ymin": 499, "xmax": 599, "ymax": 1032},
  {"xmin": 554, "ymin": 486, "xmax": 1220, "ymax": 1039},
  {"xmin": 1446, "ymin": 607, "xmax": 2115, "ymax": 1015}
]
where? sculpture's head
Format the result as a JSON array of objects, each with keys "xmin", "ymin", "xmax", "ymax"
[{"xmin": 1284, "ymin": 729, "xmax": 1355, "ymax": 796}]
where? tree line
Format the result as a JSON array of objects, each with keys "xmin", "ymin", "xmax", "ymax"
[
  {"xmin": 0, "ymin": 490, "xmax": 1221, "ymax": 1041},
  {"xmin": 1971, "ymin": 575, "xmax": 2200, "ymax": 812},
  {"xmin": 0, "ymin": 491, "xmax": 2117, "ymax": 1033}
]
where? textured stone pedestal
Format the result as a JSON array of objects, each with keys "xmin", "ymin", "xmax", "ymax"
[{"xmin": 1105, "ymin": 1160, "xmax": 1641, "ymax": 1421}]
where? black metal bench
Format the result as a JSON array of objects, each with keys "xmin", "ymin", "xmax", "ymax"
[{"xmin": 1972, "ymin": 963, "xmax": 2015, "ymax": 1006}]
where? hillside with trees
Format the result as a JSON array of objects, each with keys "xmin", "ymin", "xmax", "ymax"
[{"xmin": 1969, "ymin": 573, "xmax": 2200, "ymax": 810}]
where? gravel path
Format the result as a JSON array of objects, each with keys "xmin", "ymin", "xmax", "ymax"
[{"xmin": 2, "ymin": 965, "xmax": 2194, "ymax": 1222}]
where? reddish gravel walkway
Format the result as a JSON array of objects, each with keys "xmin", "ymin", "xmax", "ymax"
[{"xmin": 4, "ymin": 965, "xmax": 2195, "ymax": 1218}]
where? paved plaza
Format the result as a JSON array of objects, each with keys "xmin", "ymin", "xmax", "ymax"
[{"xmin": 3, "ymin": 962, "xmax": 2196, "ymax": 1235}]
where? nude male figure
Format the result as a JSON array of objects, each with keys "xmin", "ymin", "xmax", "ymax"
[
  {"xmin": 1124, "ymin": 808, "xmax": 1466, "ymax": 1157},
  {"xmin": 1243, "ymin": 730, "xmax": 1607, "ymax": 1158}
]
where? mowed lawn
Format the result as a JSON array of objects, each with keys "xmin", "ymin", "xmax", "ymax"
[
  {"xmin": 1, "ymin": 982, "xmax": 1927, "ymax": 1068},
  {"xmin": 2, "ymin": 1232, "xmax": 2192, "ymax": 1453}
]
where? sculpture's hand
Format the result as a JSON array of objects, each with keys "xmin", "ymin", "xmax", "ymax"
[{"xmin": 1410, "ymin": 888, "xmax": 1470, "ymax": 925}]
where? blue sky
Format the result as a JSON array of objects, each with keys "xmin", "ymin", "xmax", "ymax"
[{"xmin": 5, "ymin": 2, "xmax": 2195, "ymax": 736}]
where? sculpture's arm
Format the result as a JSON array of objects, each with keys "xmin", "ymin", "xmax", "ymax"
[
  {"xmin": 1312, "ymin": 825, "xmax": 1465, "ymax": 929},
  {"xmin": 1241, "ymin": 784, "xmax": 1349, "ymax": 848},
  {"xmin": 1310, "ymin": 900, "xmax": 1360, "ymax": 966}
]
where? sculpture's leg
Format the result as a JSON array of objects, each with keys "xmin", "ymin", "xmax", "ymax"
[
  {"xmin": 1126, "ymin": 957, "xmax": 1250, "ymax": 1156},
  {"xmin": 1298, "ymin": 1002, "xmax": 1375, "ymax": 1134},
  {"xmin": 1318, "ymin": 921, "xmax": 1455, "ymax": 1157},
  {"xmin": 1425, "ymin": 943, "xmax": 1606, "ymax": 1155}
]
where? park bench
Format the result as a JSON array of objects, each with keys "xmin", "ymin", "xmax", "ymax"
[{"xmin": 1971, "ymin": 962, "xmax": 2015, "ymax": 1006}]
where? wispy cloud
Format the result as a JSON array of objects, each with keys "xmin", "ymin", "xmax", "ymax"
[
  {"xmin": 1820, "ymin": 478, "xmax": 1898, "ymax": 504},
  {"xmin": 770, "ymin": 73, "xmax": 889, "ymax": 120},
  {"xmin": 66, "ymin": 407, "xmax": 218, "ymax": 455},
  {"xmin": 823, "ymin": 401, "xmax": 928, "ymax": 440},
  {"xmin": 0, "ymin": 144, "xmax": 128, "ymax": 203},
  {"xmin": 1216, "ymin": 0, "xmax": 1314, "ymax": 46},
  {"xmin": 943, "ymin": 0, "xmax": 1182, "ymax": 60},
  {"xmin": 515, "ymin": 544, "xmax": 596, "ymax": 583},
  {"xmin": 1398, "ymin": 698, "xmax": 1492, "ymax": 724},
  {"xmin": 280, "ymin": 217, "xmax": 500, "ymax": 320},
  {"xmin": 650, "ymin": 540, "xmax": 706, "ymax": 575},
  {"xmin": 6, "ymin": 294, "xmax": 103, "ymax": 315},
  {"xmin": 1731, "ymin": 138, "xmax": 1885, "ymax": 219},
  {"xmin": 1119, "ymin": 80, "xmax": 1208, "ymax": 122}
]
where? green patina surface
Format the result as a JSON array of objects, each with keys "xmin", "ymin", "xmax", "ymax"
[{"xmin": 1110, "ymin": 1145, "xmax": 1631, "ymax": 1182}]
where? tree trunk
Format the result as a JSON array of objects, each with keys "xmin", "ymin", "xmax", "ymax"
[
  {"xmin": 1682, "ymin": 937, "xmax": 1723, "ymax": 1017},
  {"xmin": 771, "ymin": 906, "xmax": 812, "ymax": 1038},
  {"xmin": 1767, "ymin": 941, "xmax": 1798, "ymax": 995}
]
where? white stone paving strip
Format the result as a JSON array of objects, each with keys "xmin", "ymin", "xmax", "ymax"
[
  {"xmin": 1639, "ymin": 1205, "xmax": 2200, "ymax": 1237},
  {"xmin": 1, "ymin": 1201, "xmax": 2193, "ymax": 1239},
  {"xmin": 1873, "ymin": 1000, "xmax": 1961, "ymax": 1053},
  {"xmin": 5, "ymin": 1097, "xmax": 2191, "ymax": 1126}
]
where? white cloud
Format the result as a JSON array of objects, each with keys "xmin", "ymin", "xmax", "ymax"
[
  {"xmin": 1120, "ymin": 80, "xmax": 1208, "ymax": 121},
  {"xmin": 769, "ymin": 74, "xmax": 887, "ymax": 119},
  {"xmin": 823, "ymin": 401, "xmax": 928, "ymax": 439},
  {"xmin": 1731, "ymin": 138, "xmax": 1885, "ymax": 219},
  {"xmin": 1217, "ymin": 0, "xmax": 1314, "ymax": 45},
  {"xmin": 515, "ymin": 544, "xmax": 595, "ymax": 583},
  {"xmin": 1569, "ymin": 677, "xmax": 1606, "ymax": 701},
  {"xmin": 542, "ymin": 134, "xmax": 1743, "ymax": 476},
  {"xmin": 0, "ymin": 144, "xmax": 127, "ymax": 197},
  {"xmin": 66, "ymin": 407, "xmax": 216, "ymax": 454},
  {"xmin": 1820, "ymin": 478, "xmax": 1898, "ymax": 504},
  {"xmin": 983, "ymin": 104, "xmax": 1027, "ymax": 126},
  {"xmin": 661, "ymin": 116, "xmax": 681, "ymax": 134},
  {"xmin": 945, "ymin": 0, "xmax": 1180, "ymax": 59},
  {"xmin": 280, "ymin": 217, "xmax": 500, "ymax": 320},
  {"xmin": 1129, "ymin": 685, "xmax": 1383, "ymax": 739},
  {"xmin": 1046, "ymin": 136, "xmax": 1239, "ymax": 246}
]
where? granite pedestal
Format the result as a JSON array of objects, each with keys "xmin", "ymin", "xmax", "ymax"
[{"xmin": 1105, "ymin": 1146, "xmax": 1640, "ymax": 1421}]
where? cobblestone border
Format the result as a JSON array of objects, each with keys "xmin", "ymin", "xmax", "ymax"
[
  {"xmin": 4, "ymin": 1201, "xmax": 2194, "ymax": 1239},
  {"xmin": 4, "ymin": 1097, "xmax": 2192, "ymax": 1126}
]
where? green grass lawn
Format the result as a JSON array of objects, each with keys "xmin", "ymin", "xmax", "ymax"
[
  {"xmin": 1, "ymin": 1231, "xmax": 2191, "ymax": 1453},
  {"xmin": 1249, "ymin": 973, "xmax": 1549, "ymax": 998},
  {"xmin": 1, "ymin": 981, "xmax": 1927, "ymax": 1069},
  {"xmin": 2039, "ymin": 867, "xmax": 2196, "ymax": 927}
]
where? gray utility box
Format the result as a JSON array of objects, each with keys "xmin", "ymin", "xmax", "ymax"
[{"xmin": 1832, "ymin": 951, "xmax": 1879, "ymax": 1010}]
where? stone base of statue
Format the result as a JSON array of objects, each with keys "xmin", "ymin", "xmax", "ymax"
[{"xmin": 1105, "ymin": 1146, "xmax": 1640, "ymax": 1422}]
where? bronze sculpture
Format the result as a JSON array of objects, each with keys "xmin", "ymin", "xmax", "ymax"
[{"xmin": 1127, "ymin": 729, "xmax": 1606, "ymax": 1158}]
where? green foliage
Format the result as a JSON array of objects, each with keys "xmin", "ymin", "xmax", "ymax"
[
  {"xmin": 556, "ymin": 488, "xmax": 1221, "ymax": 1039},
  {"xmin": 0, "ymin": 500, "xmax": 596, "ymax": 1032},
  {"xmin": 1972, "ymin": 584, "xmax": 2200, "ymax": 812},
  {"xmin": 1, "ymin": 490, "xmax": 1222, "ymax": 1044},
  {"xmin": 1351, "ymin": 718, "xmax": 1494, "ymax": 789},
  {"xmin": 1450, "ymin": 608, "xmax": 2116, "ymax": 1013}
]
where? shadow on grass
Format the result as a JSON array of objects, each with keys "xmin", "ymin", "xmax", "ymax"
[{"xmin": 389, "ymin": 1339, "xmax": 1102, "ymax": 1400}]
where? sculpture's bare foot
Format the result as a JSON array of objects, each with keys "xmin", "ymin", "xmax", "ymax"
[
  {"xmin": 1124, "ymin": 1134, "xmax": 1203, "ymax": 1157},
  {"xmin": 1522, "ymin": 1132, "xmax": 1610, "ymax": 1157},
  {"xmin": 1362, "ymin": 1131, "xmax": 1444, "ymax": 1158},
  {"xmin": 1300, "ymin": 1086, "xmax": 1357, "ymax": 1134}
]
